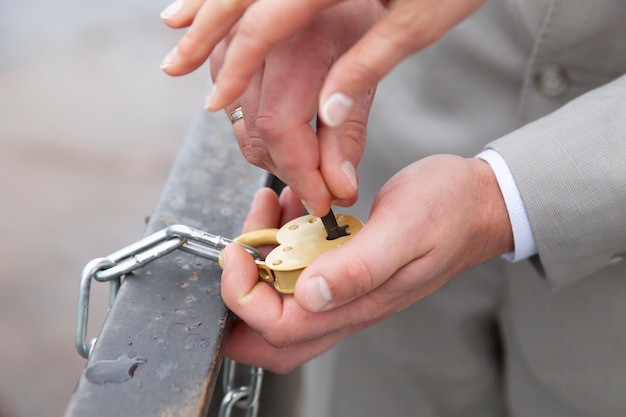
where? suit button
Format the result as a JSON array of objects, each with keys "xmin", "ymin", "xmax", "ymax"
[{"xmin": 534, "ymin": 63, "xmax": 570, "ymax": 97}]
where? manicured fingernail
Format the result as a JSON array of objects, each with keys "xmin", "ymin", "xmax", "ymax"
[
  {"xmin": 204, "ymin": 85, "xmax": 219, "ymax": 111},
  {"xmin": 304, "ymin": 276, "xmax": 332, "ymax": 312},
  {"xmin": 160, "ymin": 46, "xmax": 177, "ymax": 69},
  {"xmin": 320, "ymin": 92, "xmax": 353, "ymax": 127},
  {"xmin": 332, "ymin": 199, "xmax": 351, "ymax": 207},
  {"xmin": 341, "ymin": 161, "xmax": 358, "ymax": 191},
  {"xmin": 160, "ymin": 0, "xmax": 183, "ymax": 19}
]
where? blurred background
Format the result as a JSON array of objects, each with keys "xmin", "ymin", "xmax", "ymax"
[{"xmin": 0, "ymin": 0, "xmax": 211, "ymax": 415}]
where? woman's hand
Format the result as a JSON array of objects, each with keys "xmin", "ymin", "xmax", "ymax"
[
  {"xmin": 161, "ymin": 0, "xmax": 486, "ymax": 121},
  {"xmin": 160, "ymin": 0, "xmax": 486, "ymax": 215}
]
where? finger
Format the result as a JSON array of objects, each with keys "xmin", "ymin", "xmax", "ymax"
[
  {"xmin": 215, "ymin": 39, "xmax": 276, "ymax": 173},
  {"xmin": 161, "ymin": 0, "xmax": 254, "ymax": 76},
  {"xmin": 205, "ymin": 0, "xmax": 338, "ymax": 111},
  {"xmin": 317, "ymin": 6, "xmax": 421, "ymax": 126},
  {"xmin": 160, "ymin": 0, "xmax": 205, "ymax": 28},
  {"xmin": 222, "ymin": 243, "xmax": 332, "ymax": 343},
  {"xmin": 277, "ymin": 187, "xmax": 304, "ymax": 225},
  {"xmin": 209, "ymin": 39, "xmax": 227, "ymax": 81},
  {"xmin": 238, "ymin": 187, "xmax": 300, "ymax": 259},
  {"xmin": 221, "ymin": 242, "xmax": 285, "ymax": 321},
  {"xmin": 241, "ymin": 188, "xmax": 281, "ymax": 233},
  {"xmin": 221, "ymin": 97, "xmax": 275, "ymax": 175},
  {"xmin": 317, "ymin": 87, "xmax": 374, "ymax": 203},
  {"xmin": 224, "ymin": 319, "xmax": 356, "ymax": 374},
  {"xmin": 318, "ymin": 0, "xmax": 485, "ymax": 127},
  {"xmin": 225, "ymin": 99, "xmax": 274, "ymax": 174},
  {"xmin": 251, "ymin": 34, "xmax": 338, "ymax": 216}
]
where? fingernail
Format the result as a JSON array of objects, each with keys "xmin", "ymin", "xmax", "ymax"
[
  {"xmin": 302, "ymin": 200, "xmax": 314, "ymax": 215},
  {"xmin": 320, "ymin": 92, "xmax": 354, "ymax": 127},
  {"xmin": 220, "ymin": 244, "xmax": 231, "ymax": 269},
  {"xmin": 341, "ymin": 161, "xmax": 358, "ymax": 191},
  {"xmin": 332, "ymin": 199, "xmax": 351, "ymax": 207},
  {"xmin": 160, "ymin": 0, "xmax": 183, "ymax": 19},
  {"xmin": 204, "ymin": 85, "xmax": 218, "ymax": 111},
  {"xmin": 304, "ymin": 276, "xmax": 333, "ymax": 312},
  {"xmin": 301, "ymin": 201, "xmax": 325, "ymax": 217},
  {"xmin": 160, "ymin": 46, "xmax": 177, "ymax": 69}
]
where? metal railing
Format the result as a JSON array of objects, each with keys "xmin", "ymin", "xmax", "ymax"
[{"xmin": 63, "ymin": 110, "xmax": 297, "ymax": 417}]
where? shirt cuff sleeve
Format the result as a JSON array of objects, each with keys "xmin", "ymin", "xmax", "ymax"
[{"xmin": 476, "ymin": 149, "xmax": 537, "ymax": 262}]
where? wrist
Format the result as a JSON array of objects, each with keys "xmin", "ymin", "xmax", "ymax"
[
  {"xmin": 476, "ymin": 149, "xmax": 537, "ymax": 262},
  {"xmin": 470, "ymin": 157, "xmax": 515, "ymax": 258}
]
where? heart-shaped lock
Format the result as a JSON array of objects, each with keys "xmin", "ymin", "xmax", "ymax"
[{"xmin": 228, "ymin": 213, "xmax": 363, "ymax": 294}]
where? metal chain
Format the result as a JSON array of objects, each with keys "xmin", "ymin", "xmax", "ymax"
[
  {"xmin": 74, "ymin": 224, "xmax": 265, "ymax": 417},
  {"xmin": 75, "ymin": 224, "xmax": 261, "ymax": 358},
  {"xmin": 218, "ymin": 359, "xmax": 263, "ymax": 417}
]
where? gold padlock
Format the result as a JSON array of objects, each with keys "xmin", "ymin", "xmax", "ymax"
[{"xmin": 223, "ymin": 213, "xmax": 363, "ymax": 294}]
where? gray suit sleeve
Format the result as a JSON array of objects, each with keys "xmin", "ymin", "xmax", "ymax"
[{"xmin": 487, "ymin": 74, "xmax": 626, "ymax": 289}]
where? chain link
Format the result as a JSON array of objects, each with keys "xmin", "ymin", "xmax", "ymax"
[
  {"xmin": 218, "ymin": 359, "xmax": 264, "ymax": 417},
  {"xmin": 74, "ymin": 224, "xmax": 265, "ymax": 417}
]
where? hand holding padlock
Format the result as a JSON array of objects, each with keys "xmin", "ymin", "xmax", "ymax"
[
  {"xmin": 222, "ymin": 211, "xmax": 363, "ymax": 294},
  {"xmin": 75, "ymin": 206, "xmax": 361, "ymax": 357}
]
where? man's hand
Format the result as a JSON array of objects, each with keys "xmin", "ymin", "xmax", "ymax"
[{"xmin": 220, "ymin": 155, "xmax": 513, "ymax": 373}]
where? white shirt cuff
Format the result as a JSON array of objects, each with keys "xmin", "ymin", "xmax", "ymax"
[{"xmin": 476, "ymin": 149, "xmax": 537, "ymax": 262}]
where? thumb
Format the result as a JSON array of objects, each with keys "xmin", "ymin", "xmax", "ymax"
[
  {"xmin": 318, "ymin": 4, "xmax": 423, "ymax": 127},
  {"xmin": 317, "ymin": 87, "xmax": 373, "ymax": 204},
  {"xmin": 318, "ymin": 0, "xmax": 473, "ymax": 127}
]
